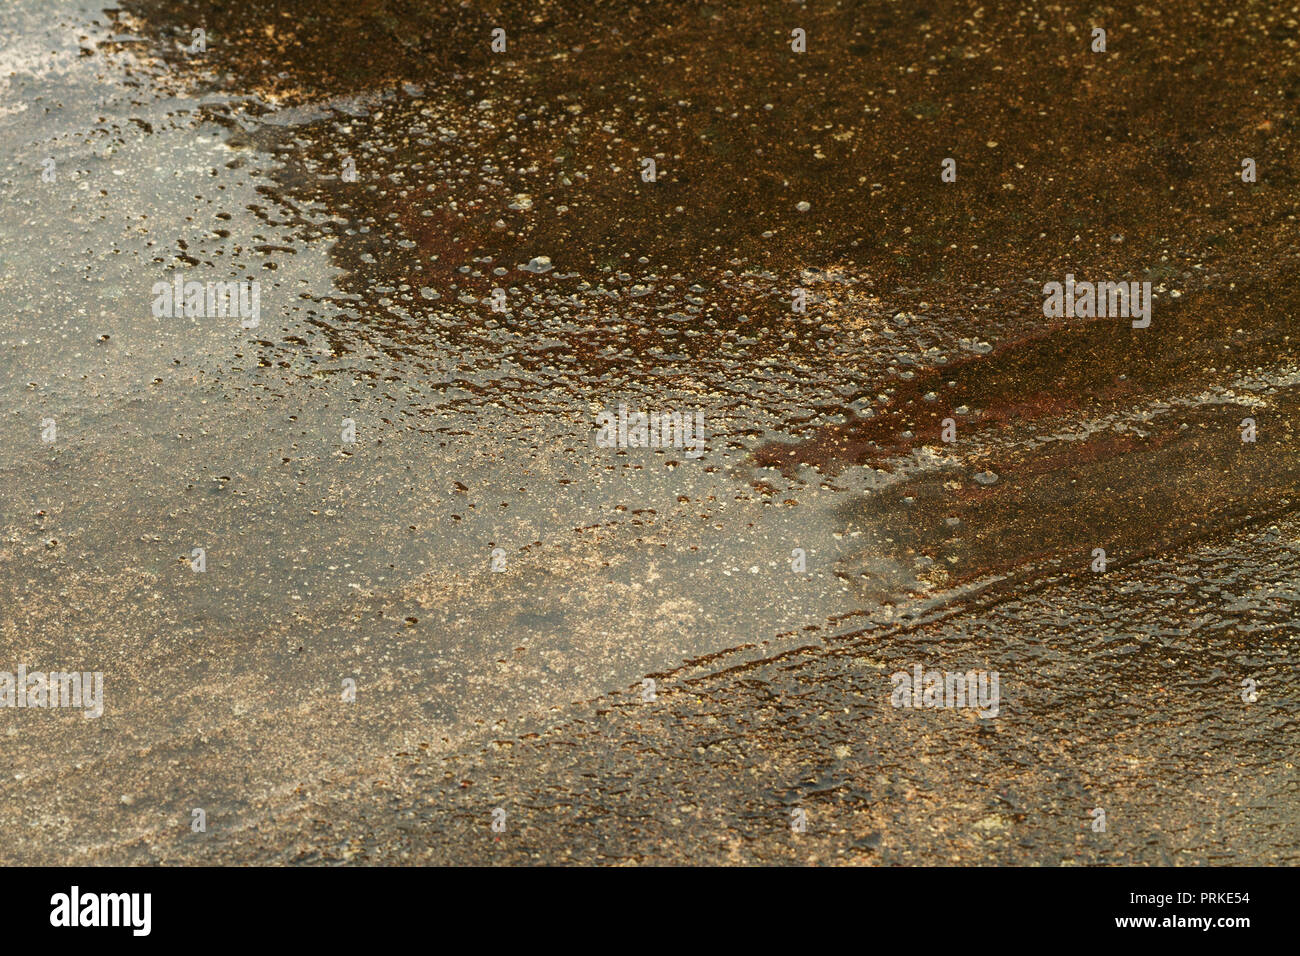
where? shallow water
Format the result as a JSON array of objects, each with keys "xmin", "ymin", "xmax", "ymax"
[{"xmin": 0, "ymin": 0, "xmax": 1295, "ymax": 863}]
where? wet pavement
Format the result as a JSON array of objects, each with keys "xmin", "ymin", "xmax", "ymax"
[{"xmin": 0, "ymin": 0, "xmax": 1296, "ymax": 864}]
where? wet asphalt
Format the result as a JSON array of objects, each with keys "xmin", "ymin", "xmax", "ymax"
[{"xmin": 0, "ymin": 0, "xmax": 1295, "ymax": 864}]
